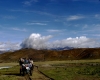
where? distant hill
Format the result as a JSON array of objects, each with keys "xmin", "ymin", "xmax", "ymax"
[
  {"xmin": 0, "ymin": 51, "xmax": 5, "ymax": 54},
  {"xmin": 0, "ymin": 51, "xmax": 6, "ymax": 54},
  {"xmin": 50, "ymin": 46, "xmax": 73, "ymax": 50},
  {"xmin": 0, "ymin": 50, "xmax": 15, "ymax": 54},
  {"xmin": 0, "ymin": 48, "xmax": 100, "ymax": 62}
]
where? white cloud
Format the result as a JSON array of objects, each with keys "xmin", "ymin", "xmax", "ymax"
[
  {"xmin": 26, "ymin": 22, "xmax": 47, "ymax": 25},
  {"xmin": 92, "ymin": 34, "xmax": 100, "ymax": 37},
  {"xmin": 0, "ymin": 42, "xmax": 21, "ymax": 51},
  {"xmin": 95, "ymin": 14, "xmax": 99, "ymax": 17},
  {"xmin": 51, "ymin": 36, "xmax": 99, "ymax": 48},
  {"xmin": 11, "ymin": 28, "xmax": 27, "ymax": 32},
  {"xmin": 82, "ymin": 24, "xmax": 88, "ymax": 29},
  {"xmin": 72, "ymin": 0, "xmax": 81, "ymax": 1},
  {"xmin": 0, "ymin": 33, "xmax": 100, "ymax": 51},
  {"xmin": 23, "ymin": 0, "xmax": 38, "ymax": 6},
  {"xmin": 21, "ymin": 33, "xmax": 100, "ymax": 50},
  {"xmin": 47, "ymin": 29, "xmax": 61, "ymax": 32},
  {"xmin": 10, "ymin": 9, "xmax": 56, "ymax": 17},
  {"xmin": 72, "ymin": 0, "xmax": 99, "ymax": 2},
  {"xmin": 21, "ymin": 33, "xmax": 53, "ymax": 50},
  {"xmin": 67, "ymin": 15, "xmax": 85, "ymax": 21},
  {"xmin": 95, "ymin": 14, "xmax": 100, "ymax": 19},
  {"xmin": 2, "ymin": 15, "xmax": 16, "ymax": 19}
]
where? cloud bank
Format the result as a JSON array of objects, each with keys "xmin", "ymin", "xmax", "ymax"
[
  {"xmin": 21, "ymin": 33, "xmax": 52, "ymax": 49},
  {"xmin": 0, "ymin": 42, "xmax": 21, "ymax": 51},
  {"xmin": 21, "ymin": 33, "xmax": 100, "ymax": 50},
  {"xmin": 0, "ymin": 33, "xmax": 100, "ymax": 51},
  {"xmin": 67, "ymin": 15, "xmax": 85, "ymax": 21}
]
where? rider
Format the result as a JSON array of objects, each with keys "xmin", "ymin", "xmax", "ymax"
[
  {"xmin": 29, "ymin": 58, "xmax": 34, "ymax": 70},
  {"xmin": 19, "ymin": 58, "xmax": 24, "ymax": 73},
  {"xmin": 23, "ymin": 58, "xmax": 29, "ymax": 64},
  {"xmin": 19, "ymin": 58, "xmax": 24, "ymax": 66}
]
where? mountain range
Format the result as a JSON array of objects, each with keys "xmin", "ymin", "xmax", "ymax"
[
  {"xmin": 50, "ymin": 46, "xmax": 73, "ymax": 50},
  {"xmin": 0, "ymin": 48, "xmax": 100, "ymax": 62}
]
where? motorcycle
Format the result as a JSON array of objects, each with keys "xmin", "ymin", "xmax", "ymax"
[{"xmin": 20, "ymin": 64, "xmax": 33, "ymax": 76}]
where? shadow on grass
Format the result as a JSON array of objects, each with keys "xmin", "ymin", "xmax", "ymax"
[{"xmin": 4, "ymin": 73, "xmax": 21, "ymax": 76}]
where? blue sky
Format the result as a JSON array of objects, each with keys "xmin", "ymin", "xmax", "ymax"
[{"xmin": 0, "ymin": 0, "xmax": 100, "ymax": 50}]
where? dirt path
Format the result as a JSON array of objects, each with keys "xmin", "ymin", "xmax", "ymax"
[{"xmin": 17, "ymin": 66, "xmax": 53, "ymax": 80}]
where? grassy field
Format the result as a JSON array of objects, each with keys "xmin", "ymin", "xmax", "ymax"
[
  {"xmin": 0, "ymin": 65, "xmax": 19, "ymax": 80},
  {"xmin": 39, "ymin": 63, "xmax": 100, "ymax": 80},
  {"xmin": 0, "ymin": 59, "xmax": 100, "ymax": 80},
  {"xmin": 37, "ymin": 59, "xmax": 100, "ymax": 80}
]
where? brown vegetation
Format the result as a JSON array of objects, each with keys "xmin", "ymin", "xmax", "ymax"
[{"xmin": 0, "ymin": 48, "xmax": 100, "ymax": 62}]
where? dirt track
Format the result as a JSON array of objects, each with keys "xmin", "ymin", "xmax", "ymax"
[{"xmin": 17, "ymin": 66, "xmax": 52, "ymax": 80}]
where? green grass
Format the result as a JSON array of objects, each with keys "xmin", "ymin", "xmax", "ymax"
[
  {"xmin": 39, "ymin": 62, "xmax": 100, "ymax": 80},
  {"xmin": 0, "ymin": 63, "xmax": 18, "ymax": 67},
  {"xmin": 0, "ymin": 75, "xmax": 18, "ymax": 80},
  {"xmin": 0, "ymin": 65, "xmax": 20, "ymax": 74},
  {"xmin": 0, "ymin": 65, "xmax": 20, "ymax": 80},
  {"xmin": 1, "ymin": 60, "xmax": 100, "ymax": 80}
]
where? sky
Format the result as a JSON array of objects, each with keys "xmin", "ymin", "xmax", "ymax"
[{"xmin": 0, "ymin": 0, "xmax": 100, "ymax": 50}]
